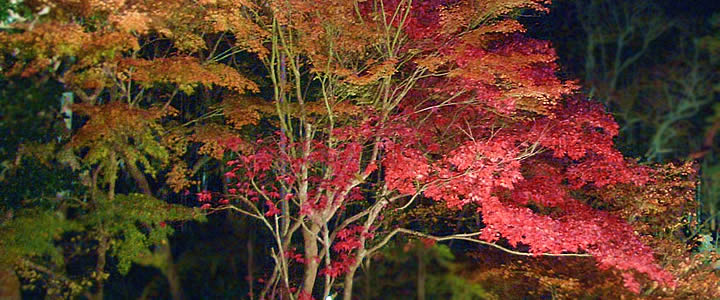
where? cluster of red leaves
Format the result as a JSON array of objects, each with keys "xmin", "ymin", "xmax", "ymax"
[
  {"xmin": 366, "ymin": 0, "xmax": 576, "ymax": 120},
  {"xmin": 221, "ymin": 125, "xmax": 383, "ymax": 282},
  {"xmin": 455, "ymin": 162, "xmax": 717, "ymax": 298},
  {"xmin": 382, "ymin": 93, "xmax": 674, "ymax": 291},
  {"xmin": 224, "ymin": 143, "xmax": 284, "ymax": 215},
  {"xmin": 196, "ymin": 190, "xmax": 212, "ymax": 203},
  {"xmin": 335, "ymin": 1, "xmax": 679, "ymax": 292},
  {"xmin": 317, "ymin": 252, "xmax": 355, "ymax": 279},
  {"xmin": 194, "ymin": 190, "xmax": 228, "ymax": 210},
  {"xmin": 284, "ymin": 248, "xmax": 306, "ymax": 264},
  {"xmin": 319, "ymin": 225, "xmax": 376, "ymax": 278},
  {"xmin": 224, "ymin": 119, "xmax": 379, "ymax": 219}
]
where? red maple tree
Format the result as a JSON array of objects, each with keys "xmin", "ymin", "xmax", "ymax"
[{"xmin": 212, "ymin": 0, "xmax": 677, "ymax": 298}]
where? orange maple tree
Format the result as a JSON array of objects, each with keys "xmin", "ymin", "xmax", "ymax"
[{"xmin": 0, "ymin": 0, "xmax": 259, "ymax": 298}]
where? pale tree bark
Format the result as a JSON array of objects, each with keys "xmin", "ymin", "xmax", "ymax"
[
  {"xmin": 342, "ymin": 265, "xmax": 360, "ymax": 300},
  {"xmin": 301, "ymin": 223, "xmax": 321, "ymax": 297}
]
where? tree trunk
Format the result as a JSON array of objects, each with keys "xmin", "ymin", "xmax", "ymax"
[
  {"xmin": 247, "ymin": 237, "xmax": 255, "ymax": 300},
  {"xmin": 159, "ymin": 243, "xmax": 185, "ymax": 300},
  {"xmin": 125, "ymin": 161, "xmax": 152, "ymax": 196},
  {"xmin": 301, "ymin": 223, "xmax": 321, "ymax": 297},
  {"xmin": 364, "ymin": 261, "xmax": 371, "ymax": 300},
  {"xmin": 107, "ymin": 151, "xmax": 116, "ymax": 201},
  {"xmin": 91, "ymin": 236, "xmax": 109, "ymax": 300},
  {"xmin": 342, "ymin": 265, "xmax": 360, "ymax": 300}
]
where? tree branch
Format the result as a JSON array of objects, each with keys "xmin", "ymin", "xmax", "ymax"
[{"xmin": 367, "ymin": 228, "xmax": 593, "ymax": 258}]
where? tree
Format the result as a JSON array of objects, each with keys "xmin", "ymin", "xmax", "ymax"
[
  {"xmin": 211, "ymin": 0, "xmax": 675, "ymax": 298},
  {"xmin": 0, "ymin": 1, "xmax": 216, "ymax": 298}
]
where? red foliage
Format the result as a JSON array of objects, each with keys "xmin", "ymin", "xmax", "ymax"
[
  {"xmin": 196, "ymin": 190, "xmax": 213, "ymax": 202},
  {"xmin": 381, "ymin": 94, "xmax": 674, "ymax": 291},
  {"xmin": 285, "ymin": 248, "xmax": 306, "ymax": 264},
  {"xmin": 215, "ymin": 0, "xmax": 682, "ymax": 295},
  {"xmin": 320, "ymin": 226, "xmax": 370, "ymax": 278}
]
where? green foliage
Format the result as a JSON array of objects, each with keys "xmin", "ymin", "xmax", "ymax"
[
  {"xmin": 364, "ymin": 241, "xmax": 490, "ymax": 300},
  {"xmin": 0, "ymin": 191, "xmax": 205, "ymax": 296},
  {"xmin": 0, "ymin": 1, "xmax": 10, "ymax": 24},
  {"xmin": 83, "ymin": 193, "xmax": 205, "ymax": 274},
  {"xmin": 0, "ymin": 0, "xmax": 253, "ymax": 297},
  {"xmin": 423, "ymin": 245, "xmax": 489, "ymax": 300},
  {"xmin": 71, "ymin": 103, "xmax": 171, "ymax": 183},
  {"xmin": 0, "ymin": 208, "xmax": 79, "ymax": 267}
]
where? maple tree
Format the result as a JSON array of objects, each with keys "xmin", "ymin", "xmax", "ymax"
[
  {"xmin": 212, "ymin": 0, "xmax": 680, "ymax": 298},
  {"xmin": 0, "ymin": 0, "xmax": 713, "ymax": 299},
  {"xmin": 0, "ymin": 0, "xmax": 227, "ymax": 298}
]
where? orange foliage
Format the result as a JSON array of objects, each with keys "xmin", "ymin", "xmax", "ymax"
[
  {"xmin": 344, "ymin": 59, "xmax": 398, "ymax": 86},
  {"xmin": 119, "ymin": 57, "xmax": 258, "ymax": 94},
  {"xmin": 190, "ymin": 124, "xmax": 250, "ymax": 160},
  {"xmin": 70, "ymin": 102, "xmax": 170, "ymax": 149},
  {"xmin": 222, "ymin": 96, "xmax": 275, "ymax": 128},
  {"xmin": 3, "ymin": 1, "xmax": 714, "ymax": 298},
  {"xmin": 166, "ymin": 162, "xmax": 196, "ymax": 193}
]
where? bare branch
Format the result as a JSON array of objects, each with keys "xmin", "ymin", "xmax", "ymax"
[{"xmin": 367, "ymin": 228, "xmax": 593, "ymax": 258}]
